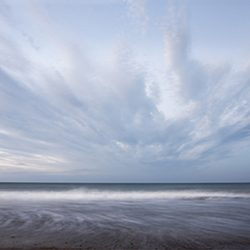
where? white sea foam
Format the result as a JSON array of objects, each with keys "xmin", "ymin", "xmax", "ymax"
[{"xmin": 0, "ymin": 189, "xmax": 249, "ymax": 201}]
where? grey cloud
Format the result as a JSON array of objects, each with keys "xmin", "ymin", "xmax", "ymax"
[{"xmin": 0, "ymin": 0, "xmax": 250, "ymax": 181}]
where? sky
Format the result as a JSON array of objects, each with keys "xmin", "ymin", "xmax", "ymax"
[{"xmin": 0, "ymin": 0, "xmax": 250, "ymax": 183}]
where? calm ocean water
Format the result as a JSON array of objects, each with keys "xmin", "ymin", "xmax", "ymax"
[{"xmin": 0, "ymin": 183, "xmax": 250, "ymax": 249}]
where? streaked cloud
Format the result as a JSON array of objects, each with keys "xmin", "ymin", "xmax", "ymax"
[{"xmin": 0, "ymin": 0, "xmax": 250, "ymax": 182}]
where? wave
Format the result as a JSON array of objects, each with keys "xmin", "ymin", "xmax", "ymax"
[{"xmin": 0, "ymin": 189, "xmax": 249, "ymax": 201}]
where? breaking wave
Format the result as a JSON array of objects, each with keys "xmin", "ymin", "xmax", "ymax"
[{"xmin": 0, "ymin": 189, "xmax": 249, "ymax": 201}]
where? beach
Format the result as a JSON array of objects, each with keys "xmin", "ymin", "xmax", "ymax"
[{"xmin": 0, "ymin": 183, "xmax": 250, "ymax": 249}]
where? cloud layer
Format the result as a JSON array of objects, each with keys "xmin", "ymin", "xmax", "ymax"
[{"xmin": 0, "ymin": 0, "xmax": 250, "ymax": 182}]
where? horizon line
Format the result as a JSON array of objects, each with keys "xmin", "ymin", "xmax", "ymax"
[{"xmin": 0, "ymin": 181, "xmax": 249, "ymax": 184}]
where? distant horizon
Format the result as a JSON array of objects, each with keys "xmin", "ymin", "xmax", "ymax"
[{"xmin": 1, "ymin": 181, "xmax": 250, "ymax": 184}]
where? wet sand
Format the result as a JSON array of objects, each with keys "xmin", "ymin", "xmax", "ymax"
[{"xmin": 1, "ymin": 232, "xmax": 250, "ymax": 250}]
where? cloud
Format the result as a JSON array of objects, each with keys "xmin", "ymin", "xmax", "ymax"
[
  {"xmin": 125, "ymin": 0, "xmax": 148, "ymax": 32},
  {"xmin": 0, "ymin": 0, "xmax": 250, "ymax": 181}
]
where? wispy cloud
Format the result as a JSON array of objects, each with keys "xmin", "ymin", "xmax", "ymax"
[{"xmin": 0, "ymin": 0, "xmax": 250, "ymax": 181}]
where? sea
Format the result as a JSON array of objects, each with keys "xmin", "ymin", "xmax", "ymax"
[{"xmin": 0, "ymin": 183, "xmax": 250, "ymax": 249}]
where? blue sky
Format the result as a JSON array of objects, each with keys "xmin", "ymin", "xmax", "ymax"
[{"xmin": 0, "ymin": 0, "xmax": 250, "ymax": 182}]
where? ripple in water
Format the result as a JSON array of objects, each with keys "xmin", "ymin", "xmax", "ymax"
[{"xmin": 0, "ymin": 183, "xmax": 250, "ymax": 249}]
